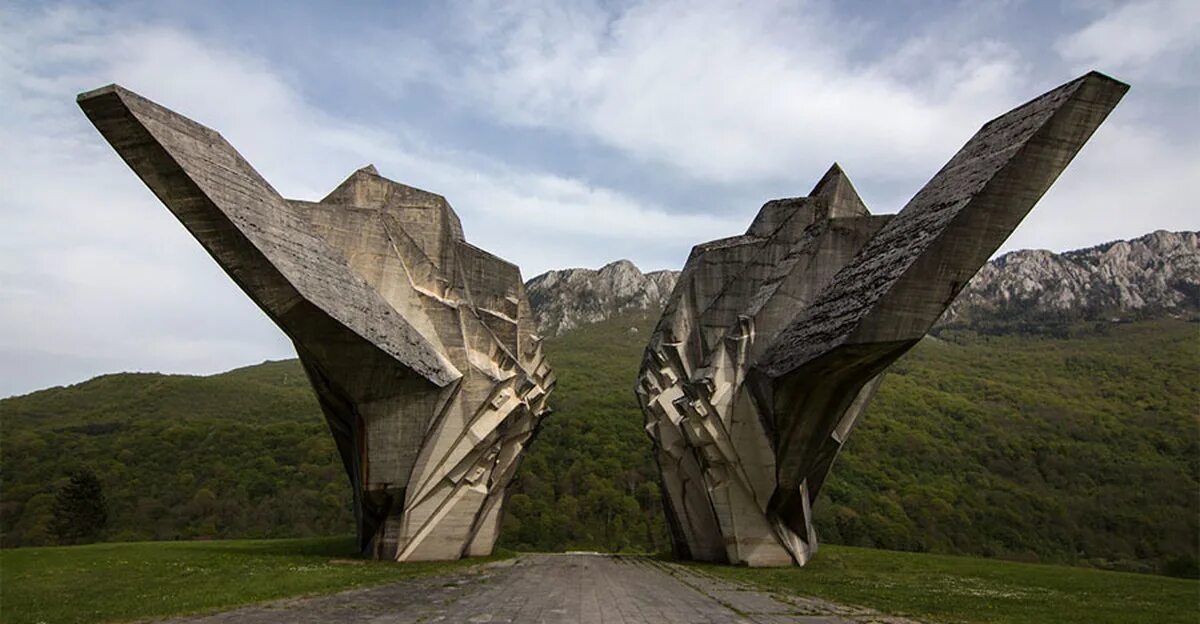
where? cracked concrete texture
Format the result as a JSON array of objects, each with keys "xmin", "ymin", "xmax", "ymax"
[{"xmin": 154, "ymin": 554, "xmax": 921, "ymax": 624}]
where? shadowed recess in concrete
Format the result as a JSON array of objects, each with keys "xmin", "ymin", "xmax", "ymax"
[
  {"xmin": 77, "ymin": 85, "xmax": 556, "ymax": 561},
  {"xmin": 636, "ymin": 71, "xmax": 1128, "ymax": 566}
]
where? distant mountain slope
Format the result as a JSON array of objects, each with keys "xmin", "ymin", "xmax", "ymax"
[
  {"xmin": 942, "ymin": 230, "xmax": 1199, "ymax": 329},
  {"xmin": 525, "ymin": 260, "xmax": 678, "ymax": 335},
  {"xmin": 3, "ymin": 360, "xmax": 316, "ymax": 428},
  {"xmin": 0, "ymin": 361, "xmax": 348, "ymax": 546},
  {"xmin": 524, "ymin": 230, "xmax": 1199, "ymax": 335}
]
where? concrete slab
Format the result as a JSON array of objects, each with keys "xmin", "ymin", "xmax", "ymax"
[{"xmin": 156, "ymin": 554, "xmax": 921, "ymax": 624}]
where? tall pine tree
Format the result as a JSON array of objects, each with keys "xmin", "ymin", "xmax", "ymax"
[{"xmin": 50, "ymin": 468, "xmax": 108, "ymax": 545}]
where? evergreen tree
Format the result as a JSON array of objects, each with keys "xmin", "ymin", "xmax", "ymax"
[{"xmin": 49, "ymin": 468, "xmax": 108, "ymax": 545}]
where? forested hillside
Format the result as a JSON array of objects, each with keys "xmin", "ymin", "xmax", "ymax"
[
  {"xmin": 500, "ymin": 315, "xmax": 1199, "ymax": 576},
  {"xmin": 0, "ymin": 362, "xmax": 348, "ymax": 544},
  {"xmin": 1, "ymin": 318, "xmax": 1196, "ymax": 576}
]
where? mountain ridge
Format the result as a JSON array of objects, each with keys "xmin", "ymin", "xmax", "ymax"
[
  {"xmin": 941, "ymin": 229, "xmax": 1198, "ymax": 329},
  {"xmin": 525, "ymin": 230, "xmax": 1199, "ymax": 336},
  {"xmin": 525, "ymin": 259, "xmax": 679, "ymax": 336}
]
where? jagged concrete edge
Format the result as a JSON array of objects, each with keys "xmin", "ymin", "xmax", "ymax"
[
  {"xmin": 76, "ymin": 84, "xmax": 459, "ymax": 388},
  {"xmin": 754, "ymin": 71, "xmax": 1129, "ymax": 379}
]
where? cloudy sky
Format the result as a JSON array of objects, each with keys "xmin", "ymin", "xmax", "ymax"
[{"xmin": 1, "ymin": 0, "xmax": 1197, "ymax": 397}]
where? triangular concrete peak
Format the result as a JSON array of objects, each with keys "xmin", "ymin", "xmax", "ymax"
[
  {"xmin": 319, "ymin": 166, "xmax": 449, "ymax": 215},
  {"xmin": 320, "ymin": 165, "xmax": 390, "ymax": 206},
  {"xmin": 809, "ymin": 163, "xmax": 870, "ymax": 218}
]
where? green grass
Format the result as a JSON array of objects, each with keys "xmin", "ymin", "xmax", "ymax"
[
  {"xmin": 0, "ymin": 536, "xmax": 509, "ymax": 624},
  {"xmin": 696, "ymin": 544, "xmax": 1200, "ymax": 624}
]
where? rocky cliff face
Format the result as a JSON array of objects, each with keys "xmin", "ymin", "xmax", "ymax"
[
  {"xmin": 940, "ymin": 230, "xmax": 1199, "ymax": 329},
  {"xmin": 524, "ymin": 230, "xmax": 1199, "ymax": 336},
  {"xmin": 525, "ymin": 260, "xmax": 679, "ymax": 336}
]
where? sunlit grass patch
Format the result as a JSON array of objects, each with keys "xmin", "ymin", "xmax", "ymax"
[
  {"xmin": 0, "ymin": 536, "xmax": 510, "ymax": 624},
  {"xmin": 695, "ymin": 544, "xmax": 1199, "ymax": 624}
]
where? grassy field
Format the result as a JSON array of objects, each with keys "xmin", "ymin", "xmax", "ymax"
[
  {"xmin": 697, "ymin": 544, "xmax": 1200, "ymax": 624},
  {"xmin": 0, "ymin": 536, "xmax": 508, "ymax": 624},
  {"xmin": 2, "ymin": 537, "xmax": 1196, "ymax": 623}
]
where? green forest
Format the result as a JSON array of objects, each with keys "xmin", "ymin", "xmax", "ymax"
[{"xmin": 1, "ymin": 317, "xmax": 1196, "ymax": 577}]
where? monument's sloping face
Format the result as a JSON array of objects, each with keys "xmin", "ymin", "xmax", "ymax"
[
  {"xmin": 636, "ymin": 72, "xmax": 1128, "ymax": 566},
  {"xmin": 78, "ymin": 85, "xmax": 555, "ymax": 561}
]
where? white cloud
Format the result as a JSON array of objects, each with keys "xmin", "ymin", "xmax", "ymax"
[
  {"xmin": 417, "ymin": 0, "xmax": 1198, "ymax": 254},
  {"xmin": 0, "ymin": 0, "xmax": 1196, "ymax": 397},
  {"xmin": 0, "ymin": 3, "xmax": 726, "ymax": 396},
  {"xmin": 1057, "ymin": 0, "xmax": 1200, "ymax": 85},
  {"xmin": 438, "ymin": 0, "xmax": 1028, "ymax": 185},
  {"xmin": 1001, "ymin": 117, "xmax": 1200, "ymax": 254}
]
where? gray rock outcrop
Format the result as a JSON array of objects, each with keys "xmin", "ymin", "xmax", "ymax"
[
  {"xmin": 525, "ymin": 232, "xmax": 1197, "ymax": 336},
  {"xmin": 525, "ymin": 260, "xmax": 679, "ymax": 335},
  {"xmin": 942, "ymin": 230, "xmax": 1199, "ymax": 327}
]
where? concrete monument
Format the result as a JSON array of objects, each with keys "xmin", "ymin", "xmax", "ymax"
[
  {"xmin": 78, "ymin": 85, "xmax": 555, "ymax": 561},
  {"xmin": 636, "ymin": 72, "xmax": 1127, "ymax": 566}
]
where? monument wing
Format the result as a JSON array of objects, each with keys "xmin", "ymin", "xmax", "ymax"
[
  {"xmin": 637, "ymin": 71, "xmax": 1127, "ymax": 567},
  {"xmin": 79, "ymin": 86, "xmax": 554, "ymax": 562},
  {"xmin": 77, "ymin": 85, "xmax": 457, "ymax": 387}
]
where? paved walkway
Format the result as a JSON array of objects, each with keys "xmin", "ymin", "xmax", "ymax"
[{"xmin": 158, "ymin": 554, "xmax": 919, "ymax": 623}]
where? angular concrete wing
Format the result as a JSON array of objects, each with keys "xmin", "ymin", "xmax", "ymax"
[
  {"xmin": 637, "ymin": 72, "xmax": 1127, "ymax": 566},
  {"xmin": 79, "ymin": 85, "xmax": 555, "ymax": 561}
]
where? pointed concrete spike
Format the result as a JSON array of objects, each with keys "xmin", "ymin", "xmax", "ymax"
[
  {"xmin": 360, "ymin": 163, "xmax": 379, "ymax": 175},
  {"xmin": 75, "ymin": 84, "xmax": 456, "ymax": 387},
  {"xmin": 758, "ymin": 71, "xmax": 1129, "ymax": 381},
  {"xmin": 807, "ymin": 162, "xmax": 845, "ymax": 195},
  {"xmin": 809, "ymin": 162, "xmax": 869, "ymax": 217}
]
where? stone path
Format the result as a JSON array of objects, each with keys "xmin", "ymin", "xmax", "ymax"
[{"xmin": 157, "ymin": 554, "xmax": 920, "ymax": 623}]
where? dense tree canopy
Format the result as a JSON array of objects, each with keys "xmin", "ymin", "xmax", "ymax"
[
  {"xmin": 0, "ymin": 317, "xmax": 1195, "ymax": 577},
  {"xmin": 49, "ymin": 468, "xmax": 107, "ymax": 545}
]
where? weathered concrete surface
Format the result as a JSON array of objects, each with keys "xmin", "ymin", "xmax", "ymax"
[
  {"xmin": 77, "ymin": 85, "xmax": 555, "ymax": 562},
  {"xmin": 637, "ymin": 72, "xmax": 1128, "ymax": 567},
  {"xmin": 154, "ymin": 554, "xmax": 921, "ymax": 623}
]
